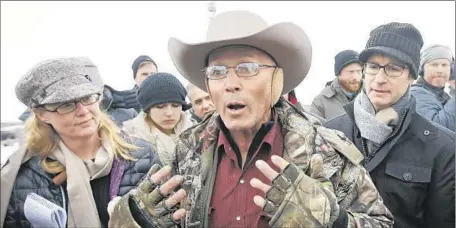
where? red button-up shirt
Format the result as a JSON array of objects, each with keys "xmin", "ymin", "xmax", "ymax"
[{"xmin": 209, "ymin": 112, "xmax": 284, "ymax": 228}]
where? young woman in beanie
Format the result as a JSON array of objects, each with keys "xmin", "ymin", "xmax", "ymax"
[
  {"xmin": 1, "ymin": 57, "xmax": 161, "ymax": 228},
  {"xmin": 122, "ymin": 72, "xmax": 194, "ymax": 166}
]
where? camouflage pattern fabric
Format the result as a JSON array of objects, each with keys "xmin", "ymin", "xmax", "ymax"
[
  {"xmin": 110, "ymin": 99, "xmax": 394, "ymax": 227},
  {"xmin": 174, "ymin": 99, "xmax": 393, "ymax": 227},
  {"xmin": 264, "ymin": 154, "xmax": 338, "ymax": 227},
  {"xmin": 108, "ymin": 164, "xmax": 180, "ymax": 228}
]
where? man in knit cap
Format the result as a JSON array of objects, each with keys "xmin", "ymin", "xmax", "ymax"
[
  {"xmin": 326, "ymin": 22, "xmax": 455, "ymax": 228},
  {"xmin": 310, "ymin": 50, "xmax": 363, "ymax": 120},
  {"xmin": 410, "ymin": 44, "xmax": 455, "ymax": 131},
  {"xmin": 132, "ymin": 55, "xmax": 159, "ymax": 87},
  {"xmin": 110, "ymin": 10, "xmax": 393, "ymax": 228}
]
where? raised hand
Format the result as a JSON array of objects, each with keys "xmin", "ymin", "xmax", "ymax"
[
  {"xmin": 109, "ymin": 164, "xmax": 187, "ymax": 228},
  {"xmin": 250, "ymin": 155, "xmax": 339, "ymax": 228},
  {"xmin": 136, "ymin": 165, "xmax": 187, "ymax": 224}
]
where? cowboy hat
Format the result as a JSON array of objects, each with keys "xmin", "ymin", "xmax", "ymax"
[{"xmin": 168, "ymin": 10, "xmax": 312, "ymax": 95}]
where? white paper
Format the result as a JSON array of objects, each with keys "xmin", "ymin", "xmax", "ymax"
[{"xmin": 24, "ymin": 192, "xmax": 67, "ymax": 228}]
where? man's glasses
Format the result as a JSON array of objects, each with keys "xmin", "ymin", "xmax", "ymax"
[
  {"xmin": 41, "ymin": 93, "xmax": 101, "ymax": 114},
  {"xmin": 364, "ymin": 62, "xmax": 407, "ymax": 78},
  {"xmin": 202, "ymin": 62, "xmax": 277, "ymax": 80}
]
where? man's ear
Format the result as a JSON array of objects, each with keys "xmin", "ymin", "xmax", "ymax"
[{"xmin": 271, "ymin": 68, "xmax": 284, "ymax": 107}]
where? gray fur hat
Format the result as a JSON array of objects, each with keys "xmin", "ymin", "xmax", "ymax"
[{"xmin": 15, "ymin": 57, "xmax": 103, "ymax": 108}]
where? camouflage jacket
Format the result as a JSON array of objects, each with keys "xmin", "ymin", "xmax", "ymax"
[{"xmin": 173, "ymin": 100, "xmax": 393, "ymax": 227}]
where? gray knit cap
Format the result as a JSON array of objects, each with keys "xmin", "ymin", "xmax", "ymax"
[
  {"xmin": 419, "ymin": 44, "xmax": 454, "ymax": 76},
  {"xmin": 15, "ymin": 57, "xmax": 103, "ymax": 108}
]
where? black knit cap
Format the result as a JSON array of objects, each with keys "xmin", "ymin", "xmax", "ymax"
[
  {"xmin": 132, "ymin": 55, "xmax": 157, "ymax": 79},
  {"xmin": 334, "ymin": 50, "xmax": 361, "ymax": 76},
  {"xmin": 137, "ymin": 72, "xmax": 190, "ymax": 112},
  {"xmin": 359, "ymin": 22, "xmax": 424, "ymax": 79}
]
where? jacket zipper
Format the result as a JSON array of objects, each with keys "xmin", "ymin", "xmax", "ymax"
[
  {"xmin": 59, "ymin": 185, "xmax": 68, "ymax": 227},
  {"xmin": 363, "ymin": 110, "xmax": 408, "ymax": 164},
  {"xmin": 59, "ymin": 186, "xmax": 66, "ymax": 210}
]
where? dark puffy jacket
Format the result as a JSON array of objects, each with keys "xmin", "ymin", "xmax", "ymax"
[
  {"xmin": 18, "ymin": 85, "xmax": 139, "ymax": 127},
  {"xmin": 101, "ymin": 85, "xmax": 139, "ymax": 126},
  {"xmin": 3, "ymin": 137, "xmax": 160, "ymax": 228},
  {"xmin": 102, "ymin": 85, "xmax": 141, "ymax": 113},
  {"xmin": 325, "ymin": 98, "xmax": 455, "ymax": 228}
]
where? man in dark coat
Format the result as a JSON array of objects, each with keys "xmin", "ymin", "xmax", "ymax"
[{"xmin": 325, "ymin": 22, "xmax": 455, "ymax": 228}]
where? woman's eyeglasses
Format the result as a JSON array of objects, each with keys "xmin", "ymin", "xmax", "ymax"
[{"xmin": 41, "ymin": 93, "xmax": 101, "ymax": 114}]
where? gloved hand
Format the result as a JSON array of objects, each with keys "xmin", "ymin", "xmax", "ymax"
[
  {"xmin": 250, "ymin": 154, "xmax": 340, "ymax": 228},
  {"xmin": 108, "ymin": 164, "xmax": 187, "ymax": 228}
]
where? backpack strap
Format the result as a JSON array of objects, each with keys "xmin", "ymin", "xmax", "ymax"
[{"xmin": 316, "ymin": 126, "xmax": 364, "ymax": 165}]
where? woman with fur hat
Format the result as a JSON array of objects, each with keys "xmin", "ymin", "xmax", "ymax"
[{"xmin": 122, "ymin": 72, "xmax": 194, "ymax": 166}]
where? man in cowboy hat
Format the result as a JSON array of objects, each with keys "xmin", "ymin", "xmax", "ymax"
[{"xmin": 109, "ymin": 11, "xmax": 393, "ymax": 228}]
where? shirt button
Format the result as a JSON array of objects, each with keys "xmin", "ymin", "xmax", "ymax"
[
  {"xmin": 239, "ymin": 179, "xmax": 244, "ymax": 184},
  {"xmin": 424, "ymin": 130, "xmax": 430, "ymax": 136},
  {"xmin": 236, "ymin": 216, "xmax": 241, "ymax": 221},
  {"xmin": 402, "ymin": 172, "xmax": 413, "ymax": 181}
]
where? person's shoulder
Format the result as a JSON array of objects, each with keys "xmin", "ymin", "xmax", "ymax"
[
  {"xmin": 408, "ymin": 112, "xmax": 455, "ymax": 158},
  {"xmin": 119, "ymin": 132, "xmax": 157, "ymax": 161},
  {"xmin": 315, "ymin": 125, "xmax": 364, "ymax": 166},
  {"xmin": 324, "ymin": 113, "xmax": 351, "ymax": 129},
  {"xmin": 121, "ymin": 114, "xmax": 142, "ymax": 130},
  {"xmin": 12, "ymin": 156, "xmax": 51, "ymax": 189},
  {"xmin": 411, "ymin": 111, "xmax": 455, "ymax": 140},
  {"xmin": 410, "ymin": 84, "xmax": 433, "ymax": 95},
  {"xmin": 316, "ymin": 85, "xmax": 336, "ymax": 99}
]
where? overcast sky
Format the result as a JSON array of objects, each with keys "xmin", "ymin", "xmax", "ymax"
[{"xmin": 1, "ymin": 1, "xmax": 455, "ymax": 122}]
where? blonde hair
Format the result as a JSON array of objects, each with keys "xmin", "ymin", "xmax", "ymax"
[
  {"xmin": 144, "ymin": 112, "xmax": 156, "ymax": 132},
  {"xmin": 25, "ymin": 111, "xmax": 138, "ymax": 174}
]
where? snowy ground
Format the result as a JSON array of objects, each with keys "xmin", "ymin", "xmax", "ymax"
[
  {"xmin": 1, "ymin": 123, "xmax": 24, "ymax": 166},
  {"xmin": 1, "ymin": 142, "xmax": 19, "ymax": 166}
]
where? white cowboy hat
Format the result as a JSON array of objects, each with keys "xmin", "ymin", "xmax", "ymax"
[{"xmin": 168, "ymin": 10, "xmax": 312, "ymax": 95}]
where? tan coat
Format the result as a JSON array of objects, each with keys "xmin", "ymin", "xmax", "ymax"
[{"xmin": 122, "ymin": 112, "xmax": 194, "ymax": 166}]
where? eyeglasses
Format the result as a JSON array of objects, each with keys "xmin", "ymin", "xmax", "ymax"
[
  {"xmin": 364, "ymin": 62, "xmax": 407, "ymax": 78},
  {"xmin": 41, "ymin": 93, "xmax": 101, "ymax": 114},
  {"xmin": 202, "ymin": 62, "xmax": 277, "ymax": 80}
]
